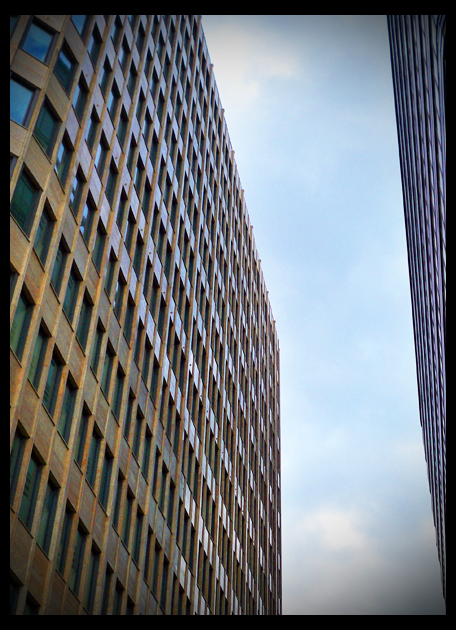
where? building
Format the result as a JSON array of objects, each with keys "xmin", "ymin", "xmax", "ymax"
[
  {"xmin": 387, "ymin": 15, "xmax": 446, "ymax": 601},
  {"xmin": 10, "ymin": 15, "xmax": 281, "ymax": 615}
]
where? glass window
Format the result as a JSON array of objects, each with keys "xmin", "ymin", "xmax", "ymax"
[
  {"xmin": 88, "ymin": 26, "xmax": 102, "ymax": 66},
  {"xmin": 55, "ymin": 136, "xmax": 73, "ymax": 186},
  {"xmin": 86, "ymin": 430, "xmax": 101, "ymax": 488},
  {"xmin": 10, "ymin": 429, "xmax": 26, "ymax": 506},
  {"xmin": 63, "ymin": 266, "xmax": 80, "ymax": 323},
  {"xmin": 34, "ymin": 100, "xmax": 60, "ymax": 156},
  {"xmin": 21, "ymin": 20, "xmax": 54, "ymax": 62},
  {"xmin": 69, "ymin": 168, "xmax": 85, "ymax": 216},
  {"xmin": 18, "ymin": 452, "xmax": 42, "ymax": 530},
  {"xmin": 50, "ymin": 239, "xmax": 69, "ymax": 296},
  {"xmin": 76, "ymin": 293, "xmax": 93, "ymax": 350},
  {"xmin": 10, "ymin": 76, "xmax": 35, "ymax": 125},
  {"xmin": 36, "ymin": 478, "xmax": 59, "ymax": 554},
  {"xmin": 84, "ymin": 546, "xmax": 100, "ymax": 614},
  {"xmin": 80, "ymin": 196, "xmax": 96, "ymax": 243},
  {"xmin": 72, "ymin": 74, "xmax": 89, "ymax": 121},
  {"xmin": 92, "ymin": 222, "xmax": 106, "ymax": 271},
  {"xmin": 10, "ymin": 168, "xmax": 40, "ymax": 236},
  {"xmin": 57, "ymin": 505, "xmax": 74, "ymax": 575},
  {"xmin": 54, "ymin": 44, "xmax": 76, "ymax": 92},
  {"xmin": 71, "ymin": 15, "xmax": 89, "ymax": 37},
  {"xmin": 10, "ymin": 291, "xmax": 33, "ymax": 361},
  {"xmin": 100, "ymin": 344, "xmax": 115, "ymax": 397},
  {"xmin": 58, "ymin": 378, "xmax": 77, "ymax": 443},
  {"xmin": 99, "ymin": 450, "xmax": 113, "ymax": 510},
  {"xmin": 43, "ymin": 352, "xmax": 63, "ymax": 417},
  {"xmin": 28, "ymin": 325, "xmax": 49, "ymax": 390},
  {"xmin": 34, "ymin": 204, "xmax": 54, "ymax": 266},
  {"xmin": 69, "ymin": 525, "xmax": 87, "ymax": 596}
]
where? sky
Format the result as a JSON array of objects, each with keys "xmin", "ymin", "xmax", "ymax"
[{"xmin": 201, "ymin": 15, "xmax": 445, "ymax": 615}]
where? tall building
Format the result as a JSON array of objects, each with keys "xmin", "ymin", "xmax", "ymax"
[
  {"xmin": 387, "ymin": 15, "xmax": 446, "ymax": 600},
  {"xmin": 10, "ymin": 15, "xmax": 281, "ymax": 615}
]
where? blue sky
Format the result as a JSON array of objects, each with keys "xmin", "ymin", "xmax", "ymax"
[{"xmin": 201, "ymin": 15, "xmax": 445, "ymax": 615}]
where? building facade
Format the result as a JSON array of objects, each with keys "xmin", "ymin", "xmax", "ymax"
[
  {"xmin": 10, "ymin": 15, "xmax": 281, "ymax": 615},
  {"xmin": 387, "ymin": 15, "xmax": 446, "ymax": 600}
]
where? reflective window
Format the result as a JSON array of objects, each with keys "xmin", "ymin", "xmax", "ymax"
[{"xmin": 22, "ymin": 20, "xmax": 54, "ymax": 62}]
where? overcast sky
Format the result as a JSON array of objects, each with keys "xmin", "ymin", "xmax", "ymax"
[{"xmin": 201, "ymin": 15, "xmax": 445, "ymax": 615}]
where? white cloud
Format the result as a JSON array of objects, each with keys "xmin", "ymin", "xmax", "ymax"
[{"xmin": 299, "ymin": 506, "xmax": 369, "ymax": 551}]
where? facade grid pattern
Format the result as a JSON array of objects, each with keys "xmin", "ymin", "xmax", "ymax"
[
  {"xmin": 10, "ymin": 15, "xmax": 281, "ymax": 615},
  {"xmin": 387, "ymin": 14, "xmax": 446, "ymax": 601}
]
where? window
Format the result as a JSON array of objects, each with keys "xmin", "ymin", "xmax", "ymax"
[
  {"xmin": 90, "ymin": 321, "xmax": 104, "ymax": 376},
  {"xmin": 95, "ymin": 133, "xmax": 109, "ymax": 178},
  {"xmin": 58, "ymin": 377, "xmax": 77, "ymax": 443},
  {"xmin": 10, "ymin": 76, "xmax": 35, "ymax": 126},
  {"xmin": 80, "ymin": 194, "xmax": 96, "ymax": 243},
  {"xmin": 99, "ymin": 57, "xmax": 112, "ymax": 97},
  {"xmin": 63, "ymin": 265, "xmax": 81, "ymax": 323},
  {"xmin": 34, "ymin": 100, "xmax": 60, "ymax": 157},
  {"xmin": 100, "ymin": 566, "xmax": 113, "ymax": 614},
  {"xmin": 10, "ymin": 429, "xmax": 26, "ymax": 506},
  {"xmin": 88, "ymin": 25, "xmax": 102, "ymax": 66},
  {"xmin": 57, "ymin": 505, "xmax": 74, "ymax": 575},
  {"xmin": 117, "ymin": 107, "xmax": 129, "ymax": 148},
  {"xmin": 112, "ymin": 474, "xmax": 124, "ymax": 530},
  {"xmin": 84, "ymin": 545, "xmax": 100, "ymax": 614},
  {"xmin": 54, "ymin": 43, "xmax": 77, "ymax": 92},
  {"xmin": 21, "ymin": 19, "xmax": 55, "ymax": 63},
  {"xmin": 34, "ymin": 203, "xmax": 55, "ymax": 266},
  {"xmin": 76, "ymin": 292, "xmax": 93, "ymax": 350},
  {"xmin": 10, "ymin": 168, "xmax": 40, "ymax": 236},
  {"xmin": 73, "ymin": 74, "xmax": 89, "ymax": 121},
  {"xmin": 105, "ymin": 160, "xmax": 118, "ymax": 206},
  {"xmin": 71, "ymin": 15, "xmax": 89, "ymax": 38},
  {"xmin": 86, "ymin": 430, "xmax": 101, "ymax": 488},
  {"xmin": 69, "ymin": 524, "xmax": 87, "ymax": 596},
  {"xmin": 55, "ymin": 135, "xmax": 73, "ymax": 186},
  {"xmin": 132, "ymin": 509, "xmax": 143, "ymax": 564},
  {"xmin": 36, "ymin": 477, "xmax": 59, "ymax": 554},
  {"xmin": 85, "ymin": 108, "xmax": 100, "ymax": 152},
  {"xmin": 43, "ymin": 350, "xmax": 63, "ymax": 417},
  {"xmin": 50, "ymin": 238, "xmax": 69, "ymax": 296},
  {"xmin": 99, "ymin": 448, "xmax": 113, "ymax": 510},
  {"xmin": 69, "ymin": 168, "xmax": 86, "ymax": 216},
  {"xmin": 18, "ymin": 452, "xmax": 42, "ymax": 530},
  {"xmin": 100, "ymin": 343, "xmax": 115, "ymax": 397},
  {"xmin": 10, "ymin": 290, "xmax": 33, "ymax": 361},
  {"xmin": 123, "ymin": 295, "xmax": 135, "ymax": 343},
  {"xmin": 122, "ymin": 490, "xmax": 134, "ymax": 547},
  {"xmin": 75, "ymin": 407, "xmax": 90, "ymax": 467},
  {"xmin": 107, "ymin": 82, "xmax": 120, "ymax": 122},
  {"xmin": 113, "ymin": 273, "xmax": 126, "ymax": 320},
  {"xmin": 92, "ymin": 221, "xmax": 106, "ymax": 271},
  {"xmin": 112, "ymin": 368, "xmax": 125, "ymax": 419}
]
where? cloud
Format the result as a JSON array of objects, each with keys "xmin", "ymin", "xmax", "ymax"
[{"xmin": 303, "ymin": 506, "xmax": 369, "ymax": 551}]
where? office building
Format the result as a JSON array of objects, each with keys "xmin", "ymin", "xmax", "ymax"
[
  {"xmin": 10, "ymin": 15, "xmax": 281, "ymax": 614},
  {"xmin": 387, "ymin": 15, "xmax": 446, "ymax": 600}
]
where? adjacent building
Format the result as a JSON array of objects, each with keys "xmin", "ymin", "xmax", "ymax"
[
  {"xmin": 10, "ymin": 15, "xmax": 281, "ymax": 615},
  {"xmin": 387, "ymin": 15, "xmax": 446, "ymax": 600}
]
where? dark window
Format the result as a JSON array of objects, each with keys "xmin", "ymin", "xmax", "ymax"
[
  {"xmin": 10, "ymin": 290, "xmax": 33, "ymax": 360},
  {"xmin": 55, "ymin": 44, "xmax": 77, "ymax": 92},
  {"xmin": 34, "ymin": 100, "xmax": 60, "ymax": 156},
  {"xmin": 10, "ymin": 168, "xmax": 40, "ymax": 236},
  {"xmin": 33, "ymin": 203, "xmax": 54, "ymax": 266},
  {"xmin": 43, "ymin": 351, "xmax": 63, "ymax": 417},
  {"xmin": 18, "ymin": 452, "xmax": 42, "ymax": 530},
  {"xmin": 36, "ymin": 477, "xmax": 59, "ymax": 554}
]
